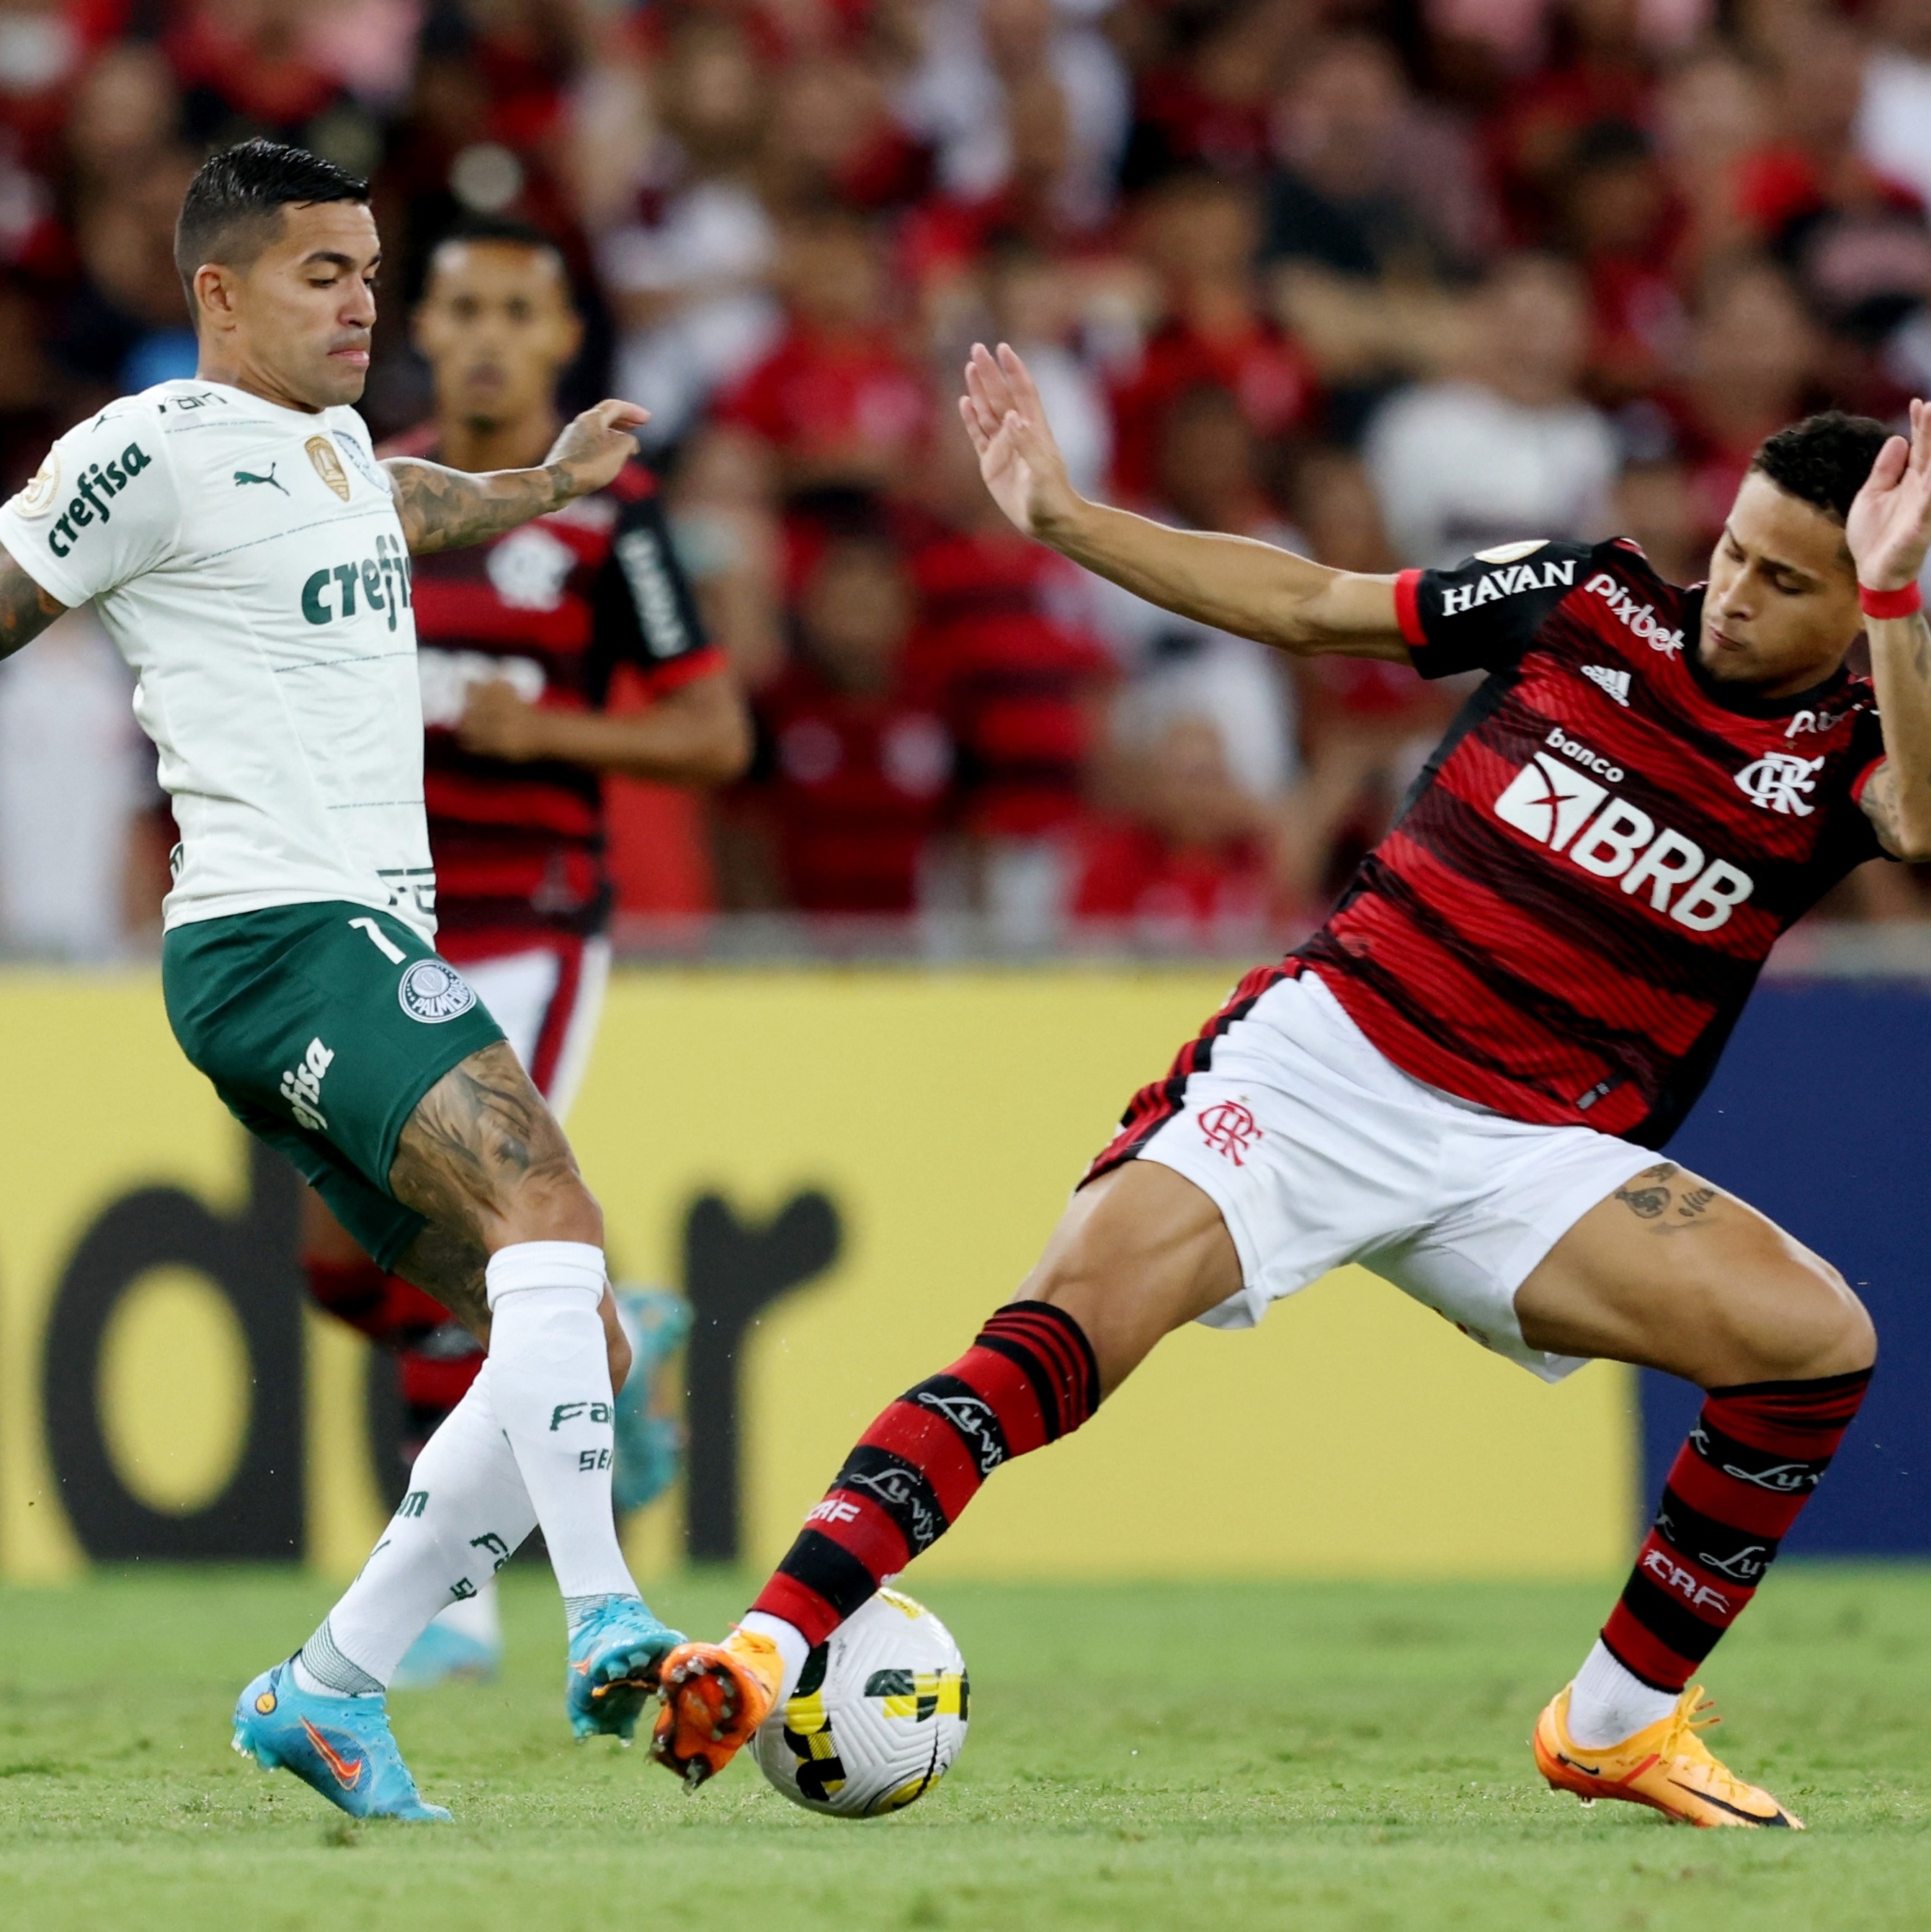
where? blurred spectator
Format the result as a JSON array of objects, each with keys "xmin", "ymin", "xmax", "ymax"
[
  {"xmin": 0, "ymin": 608, "xmax": 148, "ymax": 960},
  {"xmin": 1613, "ymin": 454, "xmax": 1704, "ymax": 584},
  {"xmin": 1110, "ymin": 169, "xmax": 1318, "ymax": 500},
  {"xmin": 979, "ymin": 241, "xmax": 1112, "ymax": 501},
  {"xmin": 1090, "ymin": 384, "xmax": 1298, "ymax": 802},
  {"xmin": 666, "ymin": 425, "xmax": 788, "ymax": 690},
  {"xmin": 1557, "ymin": 118, "xmax": 1685, "ymax": 401},
  {"xmin": 1860, "ymin": 0, "xmax": 1931, "ymax": 214},
  {"xmin": 1283, "ymin": 446, "xmax": 1463, "ymax": 906},
  {"xmin": 57, "ymin": 151, "xmax": 202, "ymax": 398},
  {"xmin": 1365, "ymin": 252, "xmax": 1618, "ymax": 564},
  {"xmin": 1264, "ymin": 34, "xmax": 1493, "ymax": 284},
  {"xmin": 600, "ymin": 20, "xmax": 779, "ymax": 448},
  {"xmin": 1072, "ymin": 713, "xmax": 1277, "ymax": 947},
  {"xmin": 718, "ymin": 208, "xmax": 928, "ymax": 496},
  {"xmin": 1661, "ymin": 255, "xmax": 1821, "ymax": 541},
  {"xmin": 1124, "ymin": 0, "xmax": 1306, "ymax": 186},
  {"xmin": 898, "ymin": 0, "xmax": 1130, "ymax": 233},
  {"xmin": 731, "ymin": 535, "xmax": 955, "ymax": 913},
  {"xmin": 1654, "ymin": 45, "xmax": 1776, "ymax": 279}
]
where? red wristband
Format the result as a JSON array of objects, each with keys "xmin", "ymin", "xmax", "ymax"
[{"xmin": 1860, "ymin": 581, "xmax": 1923, "ymax": 619}]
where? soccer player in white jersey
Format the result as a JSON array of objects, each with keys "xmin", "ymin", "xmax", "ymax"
[{"xmin": 0, "ymin": 141, "xmax": 683, "ymax": 1821}]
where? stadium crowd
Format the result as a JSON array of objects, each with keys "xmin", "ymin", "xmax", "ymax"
[{"xmin": 2, "ymin": 0, "xmax": 1931, "ymax": 956}]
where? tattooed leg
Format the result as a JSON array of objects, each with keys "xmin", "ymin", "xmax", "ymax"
[
  {"xmin": 383, "ymin": 1041, "xmax": 644, "ymax": 1617},
  {"xmin": 389, "ymin": 1042, "xmax": 628, "ymax": 1387},
  {"xmin": 1515, "ymin": 1163, "xmax": 1873, "ymax": 1387}
]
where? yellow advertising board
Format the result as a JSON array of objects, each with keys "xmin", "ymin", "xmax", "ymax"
[{"xmin": 0, "ymin": 967, "xmax": 1636, "ymax": 1585}]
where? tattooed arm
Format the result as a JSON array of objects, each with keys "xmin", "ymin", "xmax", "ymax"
[
  {"xmin": 383, "ymin": 399, "xmax": 651, "ymax": 556},
  {"xmin": 0, "ymin": 543, "xmax": 70, "ymax": 661},
  {"xmin": 1851, "ymin": 399, "xmax": 1931, "ymax": 860}
]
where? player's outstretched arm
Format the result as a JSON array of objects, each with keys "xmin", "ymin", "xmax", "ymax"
[
  {"xmin": 959, "ymin": 342, "xmax": 1409, "ymax": 661},
  {"xmin": 383, "ymin": 400, "xmax": 651, "ymax": 555},
  {"xmin": 1850, "ymin": 398, "xmax": 1931, "ymax": 860},
  {"xmin": 0, "ymin": 543, "xmax": 69, "ymax": 660}
]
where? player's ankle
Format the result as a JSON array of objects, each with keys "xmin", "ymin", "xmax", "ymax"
[
  {"xmin": 736, "ymin": 1612, "xmax": 809, "ymax": 1702},
  {"xmin": 1564, "ymin": 1639, "xmax": 1677, "ymax": 1748}
]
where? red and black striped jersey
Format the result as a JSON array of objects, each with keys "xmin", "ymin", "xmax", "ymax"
[
  {"xmin": 1295, "ymin": 537, "xmax": 1890, "ymax": 1147},
  {"xmin": 388, "ymin": 432, "xmax": 723, "ymax": 944}
]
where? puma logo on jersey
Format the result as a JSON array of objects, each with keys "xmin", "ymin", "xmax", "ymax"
[
  {"xmin": 279, "ymin": 1037, "xmax": 334, "ymax": 1132},
  {"xmin": 300, "ymin": 534, "xmax": 413, "ymax": 631},
  {"xmin": 1735, "ymin": 751, "xmax": 1824, "ymax": 815},
  {"xmin": 1493, "ymin": 730, "xmax": 1756, "ymax": 931},
  {"xmin": 1582, "ymin": 664, "xmax": 1631, "ymax": 705},
  {"xmin": 233, "ymin": 465, "xmax": 287, "ymax": 494},
  {"xmin": 45, "ymin": 443, "xmax": 152, "ymax": 557},
  {"xmin": 1583, "ymin": 571, "xmax": 1685, "ymax": 656},
  {"xmin": 1438, "ymin": 555, "xmax": 1577, "ymax": 616}
]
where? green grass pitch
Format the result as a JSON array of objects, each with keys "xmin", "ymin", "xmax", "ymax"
[{"xmin": 3, "ymin": 1565, "xmax": 1930, "ymax": 1931}]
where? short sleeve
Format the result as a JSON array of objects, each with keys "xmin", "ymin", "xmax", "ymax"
[
  {"xmin": 0, "ymin": 408, "xmax": 178, "ymax": 607},
  {"xmin": 1398, "ymin": 539, "xmax": 1595, "ymax": 681},
  {"xmin": 587, "ymin": 470, "xmax": 721, "ymax": 702}
]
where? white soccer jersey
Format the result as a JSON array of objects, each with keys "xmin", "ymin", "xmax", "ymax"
[{"xmin": 0, "ymin": 379, "xmax": 437, "ymax": 936}]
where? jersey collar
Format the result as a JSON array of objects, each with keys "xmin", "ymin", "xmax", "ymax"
[{"xmin": 1679, "ymin": 587, "xmax": 1856, "ymax": 720}]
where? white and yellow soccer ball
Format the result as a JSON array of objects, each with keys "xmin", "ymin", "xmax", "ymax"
[{"xmin": 752, "ymin": 1589, "xmax": 968, "ymax": 1817}]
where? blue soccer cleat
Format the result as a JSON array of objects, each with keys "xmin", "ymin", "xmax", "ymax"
[
  {"xmin": 566, "ymin": 1596, "xmax": 684, "ymax": 1743},
  {"xmin": 231, "ymin": 1661, "xmax": 451, "ymax": 1821},
  {"xmin": 612, "ymin": 1285, "xmax": 690, "ymax": 1515}
]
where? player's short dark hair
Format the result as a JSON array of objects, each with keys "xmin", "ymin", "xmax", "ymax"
[
  {"xmin": 1750, "ymin": 411, "xmax": 1890, "ymax": 525},
  {"xmin": 174, "ymin": 139, "xmax": 369, "ymax": 302}
]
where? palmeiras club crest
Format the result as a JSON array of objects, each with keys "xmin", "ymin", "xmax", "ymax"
[
  {"xmin": 1198, "ymin": 1099, "xmax": 1262, "ymax": 1166},
  {"xmin": 398, "ymin": 958, "xmax": 477, "ymax": 1023}
]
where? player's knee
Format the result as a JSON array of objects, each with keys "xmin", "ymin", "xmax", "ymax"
[{"xmin": 1708, "ymin": 1254, "xmax": 1874, "ymax": 1384}]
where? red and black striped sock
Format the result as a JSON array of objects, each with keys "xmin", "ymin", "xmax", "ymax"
[
  {"xmin": 750, "ymin": 1300, "xmax": 1100, "ymax": 1644},
  {"xmin": 1601, "ymin": 1368, "xmax": 1871, "ymax": 1691}
]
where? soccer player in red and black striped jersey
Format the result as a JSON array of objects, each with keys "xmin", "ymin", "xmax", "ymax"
[
  {"xmin": 651, "ymin": 346, "xmax": 1931, "ymax": 1829},
  {"xmin": 303, "ymin": 218, "xmax": 748, "ymax": 1681}
]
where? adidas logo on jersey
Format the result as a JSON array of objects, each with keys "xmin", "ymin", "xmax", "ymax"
[
  {"xmin": 1582, "ymin": 664, "xmax": 1631, "ymax": 705},
  {"xmin": 1583, "ymin": 571, "xmax": 1685, "ymax": 656},
  {"xmin": 1493, "ymin": 728, "xmax": 1755, "ymax": 932}
]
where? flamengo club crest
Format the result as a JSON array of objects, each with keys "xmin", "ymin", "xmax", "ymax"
[
  {"xmin": 1199, "ymin": 1099, "xmax": 1263, "ymax": 1166},
  {"xmin": 1734, "ymin": 751, "xmax": 1825, "ymax": 816},
  {"xmin": 398, "ymin": 958, "xmax": 476, "ymax": 1023}
]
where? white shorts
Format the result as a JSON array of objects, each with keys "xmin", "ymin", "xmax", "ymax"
[
  {"xmin": 1132, "ymin": 969, "xmax": 1656, "ymax": 1381},
  {"xmin": 443, "ymin": 935, "xmax": 611, "ymax": 1121}
]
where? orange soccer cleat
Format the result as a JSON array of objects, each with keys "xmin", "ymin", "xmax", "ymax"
[
  {"xmin": 649, "ymin": 1629, "xmax": 785, "ymax": 1788},
  {"xmin": 1533, "ymin": 1683, "xmax": 1803, "ymax": 1829}
]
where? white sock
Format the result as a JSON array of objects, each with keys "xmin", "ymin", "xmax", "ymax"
[
  {"xmin": 740, "ymin": 1611, "xmax": 812, "ymax": 1704},
  {"xmin": 297, "ymin": 1363, "xmax": 535, "ymax": 1691},
  {"xmin": 427, "ymin": 1574, "xmax": 501, "ymax": 1648},
  {"xmin": 486, "ymin": 1241, "xmax": 637, "ymax": 1602},
  {"xmin": 1565, "ymin": 1638, "xmax": 1680, "ymax": 1747}
]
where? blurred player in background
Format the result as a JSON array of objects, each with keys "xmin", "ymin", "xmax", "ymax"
[{"xmin": 303, "ymin": 216, "xmax": 749, "ymax": 1686}]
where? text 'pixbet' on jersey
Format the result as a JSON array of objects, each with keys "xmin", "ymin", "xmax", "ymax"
[
  {"xmin": 45, "ymin": 443, "xmax": 152, "ymax": 558},
  {"xmin": 1494, "ymin": 726, "xmax": 1754, "ymax": 932},
  {"xmin": 300, "ymin": 534, "xmax": 414, "ymax": 631}
]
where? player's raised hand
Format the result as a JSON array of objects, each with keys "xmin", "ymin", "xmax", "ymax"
[
  {"xmin": 1847, "ymin": 396, "xmax": 1931, "ymax": 591},
  {"xmin": 545, "ymin": 399, "xmax": 651, "ymax": 500},
  {"xmin": 959, "ymin": 343, "xmax": 1079, "ymax": 541}
]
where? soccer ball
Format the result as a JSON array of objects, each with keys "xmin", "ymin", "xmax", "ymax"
[{"xmin": 752, "ymin": 1588, "xmax": 968, "ymax": 1817}]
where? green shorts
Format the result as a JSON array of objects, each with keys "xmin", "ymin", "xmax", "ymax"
[{"xmin": 162, "ymin": 900, "xmax": 506, "ymax": 1269}]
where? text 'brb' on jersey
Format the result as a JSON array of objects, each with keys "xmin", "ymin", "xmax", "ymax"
[
  {"xmin": 0, "ymin": 380, "xmax": 433, "ymax": 936},
  {"xmin": 391, "ymin": 434, "xmax": 719, "ymax": 943},
  {"xmin": 1296, "ymin": 538, "xmax": 1889, "ymax": 1147}
]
